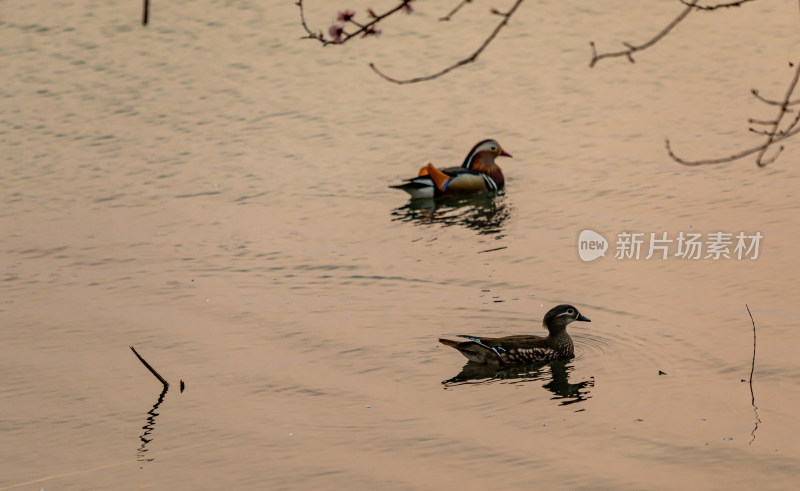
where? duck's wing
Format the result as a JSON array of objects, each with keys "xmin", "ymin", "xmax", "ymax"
[
  {"xmin": 437, "ymin": 166, "xmax": 467, "ymax": 176},
  {"xmin": 390, "ymin": 164, "xmax": 497, "ymax": 198},
  {"xmin": 459, "ymin": 335, "xmax": 548, "ymax": 349},
  {"xmin": 481, "ymin": 335, "xmax": 564, "ymax": 363},
  {"xmin": 420, "ymin": 163, "xmax": 498, "ymax": 194},
  {"xmin": 441, "ymin": 335, "xmax": 560, "ymax": 364}
]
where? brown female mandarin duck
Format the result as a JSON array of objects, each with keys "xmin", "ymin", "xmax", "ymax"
[
  {"xmin": 439, "ymin": 304, "xmax": 591, "ymax": 365},
  {"xmin": 390, "ymin": 139, "xmax": 512, "ymax": 199}
]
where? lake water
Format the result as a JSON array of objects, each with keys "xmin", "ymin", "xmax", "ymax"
[{"xmin": 2, "ymin": 0, "xmax": 800, "ymax": 489}]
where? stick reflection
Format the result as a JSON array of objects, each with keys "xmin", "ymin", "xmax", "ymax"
[{"xmin": 137, "ymin": 385, "xmax": 169, "ymax": 462}]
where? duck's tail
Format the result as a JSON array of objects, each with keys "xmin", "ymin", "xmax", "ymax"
[
  {"xmin": 439, "ymin": 338, "xmax": 501, "ymax": 364},
  {"xmin": 438, "ymin": 338, "xmax": 460, "ymax": 348}
]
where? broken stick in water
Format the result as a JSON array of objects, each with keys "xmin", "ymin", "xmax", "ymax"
[
  {"xmin": 142, "ymin": 0, "xmax": 150, "ymax": 26},
  {"xmin": 130, "ymin": 346, "xmax": 169, "ymax": 387}
]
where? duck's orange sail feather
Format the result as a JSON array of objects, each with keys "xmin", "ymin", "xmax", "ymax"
[{"xmin": 423, "ymin": 163, "xmax": 450, "ymax": 192}]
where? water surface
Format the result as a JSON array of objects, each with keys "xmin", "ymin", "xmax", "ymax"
[{"xmin": 2, "ymin": 0, "xmax": 800, "ymax": 489}]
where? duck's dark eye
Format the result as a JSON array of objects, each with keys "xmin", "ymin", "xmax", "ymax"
[
  {"xmin": 567, "ymin": 309, "xmax": 575, "ymax": 315},
  {"xmin": 490, "ymin": 146, "xmax": 497, "ymax": 151}
]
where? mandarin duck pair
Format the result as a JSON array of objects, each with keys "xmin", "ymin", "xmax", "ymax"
[
  {"xmin": 390, "ymin": 139, "xmax": 511, "ymax": 199},
  {"xmin": 390, "ymin": 141, "xmax": 592, "ymax": 365}
]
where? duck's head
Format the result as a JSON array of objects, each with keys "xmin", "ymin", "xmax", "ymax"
[
  {"xmin": 462, "ymin": 139, "xmax": 512, "ymax": 169},
  {"xmin": 543, "ymin": 304, "xmax": 591, "ymax": 333}
]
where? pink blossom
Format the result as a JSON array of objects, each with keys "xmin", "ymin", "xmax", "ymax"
[
  {"xmin": 361, "ymin": 25, "xmax": 382, "ymax": 38},
  {"xmin": 336, "ymin": 9, "xmax": 355, "ymax": 22},
  {"xmin": 328, "ymin": 23, "xmax": 345, "ymax": 43}
]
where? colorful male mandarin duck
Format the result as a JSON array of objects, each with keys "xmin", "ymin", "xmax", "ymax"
[
  {"xmin": 439, "ymin": 304, "xmax": 591, "ymax": 365},
  {"xmin": 390, "ymin": 139, "xmax": 512, "ymax": 199}
]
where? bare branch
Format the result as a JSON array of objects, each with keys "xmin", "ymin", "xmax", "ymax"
[
  {"xmin": 745, "ymin": 304, "xmax": 760, "ymax": 445},
  {"xmin": 758, "ymin": 145, "xmax": 784, "ymax": 166},
  {"xmin": 666, "ymin": 126, "xmax": 800, "ymax": 166},
  {"xmin": 748, "ymin": 118, "xmax": 778, "ymax": 125},
  {"xmin": 589, "ymin": 0, "xmax": 700, "ymax": 67},
  {"xmin": 785, "ymin": 109, "xmax": 800, "ymax": 134},
  {"xmin": 297, "ymin": 0, "xmax": 325, "ymax": 42},
  {"xmin": 679, "ymin": 0, "xmax": 755, "ymax": 10},
  {"xmin": 668, "ymin": 60, "xmax": 800, "ymax": 166},
  {"xmin": 751, "ymin": 89, "xmax": 800, "ymax": 107},
  {"xmin": 783, "ymin": 97, "xmax": 800, "ymax": 127},
  {"xmin": 439, "ymin": 0, "xmax": 472, "ymax": 21},
  {"xmin": 752, "ymin": 61, "xmax": 800, "ymax": 166},
  {"xmin": 746, "ymin": 304, "xmax": 757, "ymax": 396},
  {"xmin": 370, "ymin": 0, "xmax": 525, "ymax": 84},
  {"xmin": 297, "ymin": 0, "xmax": 412, "ymax": 46}
]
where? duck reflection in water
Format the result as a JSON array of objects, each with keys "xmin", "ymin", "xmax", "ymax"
[
  {"xmin": 443, "ymin": 359, "xmax": 593, "ymax": 406},
  {"xmin": 390, "ymin": 193, "xmax": 511, "ymax": 236}
]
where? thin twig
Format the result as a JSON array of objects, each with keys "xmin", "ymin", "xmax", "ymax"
[
  {"xmin": 589, "ymin": 0, "xmax": 698, "ymax": 68},
  {"xmin": 751, "ymin": 89, "xmax": 800, "ymax": 107},
  {"xmin": 784, "ymin": 102, "xmax": 800, "ymax": 134},
  {"xmin": 130, "ymin": 346, "xmax": 169, "ymax": 387},
  {"xmin": 745, "ymin": 305, "xmax": 757, "ymax": 393},
  {"xmin": 679, "ymin": 0, "xmax": 755, "ymax": 10},
  {"xmin": 296, "ymin": 0, "xmax": 323, "ymax": 42},
  {"xmin": 745, "ymin": 304, "xmax": 760, "ymax": 444},
  {"xmin": 749, "ymin": 118, "xmax": 778, "ymax": 125},
  {"xmin": 370, "ymin": 0, "xmax": 525, "ymax": 84},
  {"xmin": 783, "ymin": 117, "xmax": 798, "ymax": 131},
  {"xmin": 753, "ymin": 61, "xmax": 800, "ymax": 166},
  {"xmin": 142, "ymin": 0, "xmax": 149, "ymax": 26},
  {"xmin": 439, "ymin": 0, "xmax": 472, "ymax": 21}
]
